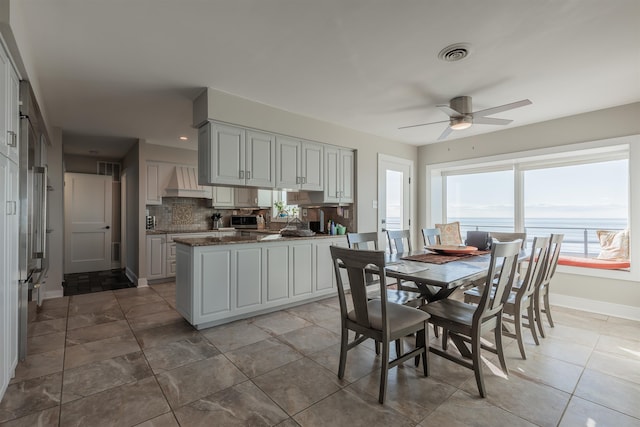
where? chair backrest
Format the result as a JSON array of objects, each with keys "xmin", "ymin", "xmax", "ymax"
[
  {"xmin": 421, "ymin": 228, "xmax": 441, "ymax": 246},
  {"xmin": 490, "ymin": 232, "xmax": 527, "ymax": 249},
  {"xmin": 330, "ymin": 246, "xmax": 389, "ymax": 332},
  {"xmin": 515, "ymin": 236, "xmax": 549, "ymax": 300},
  {"xmin": 386, "ymin": 229, "xmax": 412, "ymax": 254},
  {"xmin": 540, "ymin": 234, "xmax": 564, "ymax": 286},
  {"xmin": 474, "ymin": 240, "xmax": 522, "ymax": 324},
  {"xmin": 347, "ymin": 232, "xmax": 379, "ymax": 250}
]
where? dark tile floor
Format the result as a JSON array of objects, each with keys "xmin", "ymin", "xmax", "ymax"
[
  {"xmin": 62, "ymin": 269, "xmax": 135, "ymax": 296},
  {"xmin": 1, "ymin": 283, "xmax": 638, "ymax": 426}
]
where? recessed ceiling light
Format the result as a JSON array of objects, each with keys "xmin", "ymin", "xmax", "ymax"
[{"xmin": 179, "ymin": 136, "xmax": 188, "ymax": 141}]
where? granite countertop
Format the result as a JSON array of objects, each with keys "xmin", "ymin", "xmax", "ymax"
[
  {"xmin": 146, "ymin": 228, "xmax": 237, "ymax": 235},
  {"xmin": 174, "ymin": 233, "xmax": 345, "ymax": 247}
]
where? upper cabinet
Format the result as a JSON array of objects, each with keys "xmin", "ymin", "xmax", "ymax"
[
  {"xmin": 0, "ymin": 47, "xmax": 18, "ymax": 163},
  {"xmin": 146, "ymin": 162, "xmax": 162, "ymax": 205},
  {"xmin": 234, "ymin": 188, "xmax": 272, "ymax": 208},
  {"xmin": 324, "ymin": 147, "xmax": 354, "ymax": 203},
  {"xmin": 275, "ymin": 136, "xmax": 323, "ymax": 191},
  {"xmin": 199, "ymin": 122, "xmax": 276, "ymax": 188}
]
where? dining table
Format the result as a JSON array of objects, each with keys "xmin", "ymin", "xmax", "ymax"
[{"xmin": 381, "ymin": 247, "xmax": 529, "ymax": 303}]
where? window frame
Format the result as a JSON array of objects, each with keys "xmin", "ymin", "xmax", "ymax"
[{"xmin": 425, "ymin": 136, "xmax": 637, "ymax": 282}]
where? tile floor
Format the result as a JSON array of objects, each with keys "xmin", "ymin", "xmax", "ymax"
[{"xmin": 0, "ymin": 283, "xmax": 639, "ymax": 426}]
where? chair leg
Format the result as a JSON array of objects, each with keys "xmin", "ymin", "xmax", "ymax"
[
  {"xmin": 471, "ymin": 330, "xmax": 486, "ymax": 398},
  {"xmin": 543, "ymin": 289, "xmax": 554, "ymax": 328},
  {"xmin": 395, "ymin": 339, "xmax": 403, "ymax": 359},
  {"xmin": 527, "ymin": 303, "xmax": 540, "ymax": 346},
  {"xmin": 514, "ymin": 306, "xmax": 526, "ymax": 360},
  {"xmin": 375, "ymin": 340, "xmax": 380, "ymax": 355},
  {"xmin": 421, "ymin": 326, "xmax": 429, "ymax": 377},
  {"xmin": 534, "ymin": 290, "xmax": 546, "ymax": 338},
  {"xmin": 379, "ymin": 341, "xmax": 389, "ymax": 404},
  {"xmin": 433, "ymin": 325, "xmax": 439, "ymax": 338},
  {"xmin": 495, "ymin": 317, "xmax": 508, "ymax": 375},
  {"xmin": 338, "ymin": 327, "xmax": 349, "ymax": 379},
  {"xmin": 442, "ymin": 328, "xmax": 448, "ymax": 350}
]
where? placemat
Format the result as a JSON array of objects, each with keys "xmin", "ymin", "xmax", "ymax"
[{"xmin": 402, "ymin": 250, "xmax": 490, "ymax": 265}]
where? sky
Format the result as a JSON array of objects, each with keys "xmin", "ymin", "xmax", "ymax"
[{"xmin": 447, "ymin": 159, "xmax": 628, "ymax": 219}]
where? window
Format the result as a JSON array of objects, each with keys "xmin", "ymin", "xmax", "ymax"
[
  {"xmin": 428, "ymin": 139, "xmax": 634, "ymax": 279},
  {"xmin": 446, "ymin": 169, "xmax": 514, "ymax": 238}
]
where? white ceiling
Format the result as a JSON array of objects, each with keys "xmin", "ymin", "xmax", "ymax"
[{"xmin": 14, "ymin": 0, "xmax": 640, "ymax": 158}]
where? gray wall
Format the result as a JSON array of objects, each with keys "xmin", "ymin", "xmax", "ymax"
[{"xmin": 418, "ymin": 102, "xmax": 640, "ymax": 315}]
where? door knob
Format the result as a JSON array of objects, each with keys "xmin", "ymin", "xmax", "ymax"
[{"xmin": 104, "ymin": 226, "xmax": 110, "ymax": 229}]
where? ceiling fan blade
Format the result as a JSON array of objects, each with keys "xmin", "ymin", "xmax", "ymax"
[
  {"xmin": 398, "ymin": 119, "xmax": 450, "ymax": 130},
  {"xmin": 472, "ymin": 117, "xmax": 512, "ymax": 126},
  {"xmin": 436, "ymin": 104, "xmax": 462, "ymax": 117},
  {"xmin": 473, "ymin": 99, "xmax": 532, "ymax": 117},
  {"xmin": 437, "ymin": 126, "xmax": 453, "ymax": 141}
]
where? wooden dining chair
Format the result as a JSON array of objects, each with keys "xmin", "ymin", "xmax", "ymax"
[
  {"xmin": 420, "ymin": 240, "xmax": 521, "ymax": 398},
  {"xmin": 346, "ymin": 232, "xmax": 422, "ymax": 306},
  {"xmin": 535, "ymin": 234, "xmax": 564, "ymax": 337},
  {"xmin": 386, "ymin": 229, "xmax": 412, "ymax": 254},
  {"xmin": 421, "ymin": 228, "xmax": 441, "ymax": 246},
  {"xmin": 330, "ymin": 246, "xmax": 430, "ymax": 404},
  {"xmin": 463, "ymin": 236, "xmax": 550, "ymax": 359},
  {"xmin": 489, "ymin": 231, "xmax": 527, "ymax": 248}
]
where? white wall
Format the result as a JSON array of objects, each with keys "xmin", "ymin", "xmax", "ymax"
[{"xmin": 418, "ymin": 102, "xmax": 640, "ymax": 318}]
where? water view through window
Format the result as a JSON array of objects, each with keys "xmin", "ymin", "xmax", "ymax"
[{"xmin": 447, "ymin": 159, "xmax": 628, "ymax": 257}]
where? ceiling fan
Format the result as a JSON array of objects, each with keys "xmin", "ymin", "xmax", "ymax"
[{"xmin": 398, "ymin": 96, "xmax": 532, "ymax": 140}]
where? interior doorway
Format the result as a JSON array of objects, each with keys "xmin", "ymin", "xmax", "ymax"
[
  {"xmin": 378, "ymin": 154, "xmax": 413, "ymax": 252},
  {"xmin": 64, "ymin": 172, "xmax": 113, "ymax": 273}
]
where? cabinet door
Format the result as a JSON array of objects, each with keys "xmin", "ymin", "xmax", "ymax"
[
  {"xmin": 0, "ymin": 48, "xmax": 7, "ymax": 159},
  {"xmin": 339, "ymin": 149, "xmax": 354, "ymax": 203},
  {"xmin": 211, "ymin": 123, "xmax": 246, "ymax": 186},
  {"xmin": 146, "ymin": 163, "xmax": 162, "ymax": 205},
  {"xmin": 199, "ymin": 250, "xmax": 232, "ymax": 317},
  {"xmin": 264, "ymin": 245, "xmax": 290, "ymax": 302},
  {"xmin": 7, "ymin": 160, "xmax": 18, "ymax": 374},
  {"xmin": 0, "ymin": 156, "xmax": 8, "ymax": 398},
  {"xmin": 257, "ymin": 189, "xmax": 272, "ymax": 208},
  {"xmin": 234, "ymin": 187, "xmax": 256, "ymax": 207},
  {"xmin": 275, "ymin": 136, "xmax": 300, "ymax": 189},
  {"xmin": 324, "ymin": 146, "xmax": 340, "ymax": 203},
  {"xmin": 146, "ymin": 235, "xmax": 166, "ymax": 279},
  {"xmin": 6, "ymin": 68, "xmax": 19, "ymax": 163},
  {"xmin": 291, "ymin": 243, "xmax": 314, "ymax": 296},
  {"xmin": 212, "ymin": 187, "xmax": 235, "ymax": 207},
  {"xmin": 301, "ymin": 141, "xmax": 323, "ymax": 191},
  {"xmin": 235, "ymin": 248, "xmax": 262, "ymax": 309},
  {"xmin": 315, "ymin": 240, "xmax": 335, "ymax": 292},
  {"xmin": 246, "ymin": 131, "xmax": 275, "ymax": 187}
]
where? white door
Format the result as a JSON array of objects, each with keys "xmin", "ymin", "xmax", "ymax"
[
  {"xmin": 378, "ymin": 155, "xmax": 412, "ymax": 252},
  {"xmin": 64, "ymin": 173, "xmax": 112, "ymax": 273}
]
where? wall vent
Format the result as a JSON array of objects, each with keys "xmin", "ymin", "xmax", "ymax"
[{"xmin": 98, "ymin": 161, "xmax": 121, "ymax": 181}]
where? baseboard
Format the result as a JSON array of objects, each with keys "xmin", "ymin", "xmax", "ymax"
[
  {"xmin": 43, "ymin": 289, "xmax": 64, "ymax": 300},
  {"xmin": 137, "ymin": 278, "xmax": 148, "ymax": 287},
  {"xmin": 551, "ymin": 293, "xmax": 640, "ymax": 321}
]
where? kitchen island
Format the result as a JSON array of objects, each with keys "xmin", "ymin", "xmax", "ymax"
[{"xmin": 174, "ymin": 233, "xmax": 348, "ymax": 329}]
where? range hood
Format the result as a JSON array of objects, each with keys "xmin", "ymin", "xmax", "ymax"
[{"xmin": 164, "ymin": 167, "xmax": 211, "ymax": 199}]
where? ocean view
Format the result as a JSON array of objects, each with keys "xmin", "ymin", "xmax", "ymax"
[{"xmin": 450, "ymin": 217, "xmax": 628, "ymax": 257}]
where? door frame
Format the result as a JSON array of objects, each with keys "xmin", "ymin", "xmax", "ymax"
[{"xmin": 377, "ymin": 154, "xmax": 414, "ymax": 251}]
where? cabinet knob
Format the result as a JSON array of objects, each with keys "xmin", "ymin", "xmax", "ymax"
[
  {"xmin": 7, "ymin": 130, "xmax": 17, "ymax": 147},
  {"xmin": 246, "ymin": 171, "xmax": 251, "ymax": 180}
]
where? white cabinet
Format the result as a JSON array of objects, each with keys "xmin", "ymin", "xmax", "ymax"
[
  {"xmin": 234, "ymin": 188, "xmax": 272, "ymax": 208},
  {"xmin": 1, "ymin": 154, "xmax": 19, "ymax": 399},
  {"xmin": 324, "ymin": 147, "xmax": 354, "ymax": 203},
  {"xmin": 146, "ymin": 162, "xmax": 162, "ymax": 205},
  {"xmin": 146, "ymin": 234, "xmax": 166, "ymax": 280},
  {"xmin": 6, "ymin": 66, "xmax": 19, "ymax": 164},
  {"xmin": 198, "ymin": 122, "xmax": 276, "ymax": 188},
  {"xmin": 276, "ymin": 136, "xmax": 323, "ymax": 191},
  {"xmin": 175, "ymin": 236, "xmax": 347, "ymax": 329},
  {"xmin": 208, "ymin": 186, "xmax": 235, "ymax": 208}
]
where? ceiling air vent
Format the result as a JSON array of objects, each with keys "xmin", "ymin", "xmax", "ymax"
[{"xmin": 438, "ymin": 43, "xmax": 471, "ymax": 62}]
